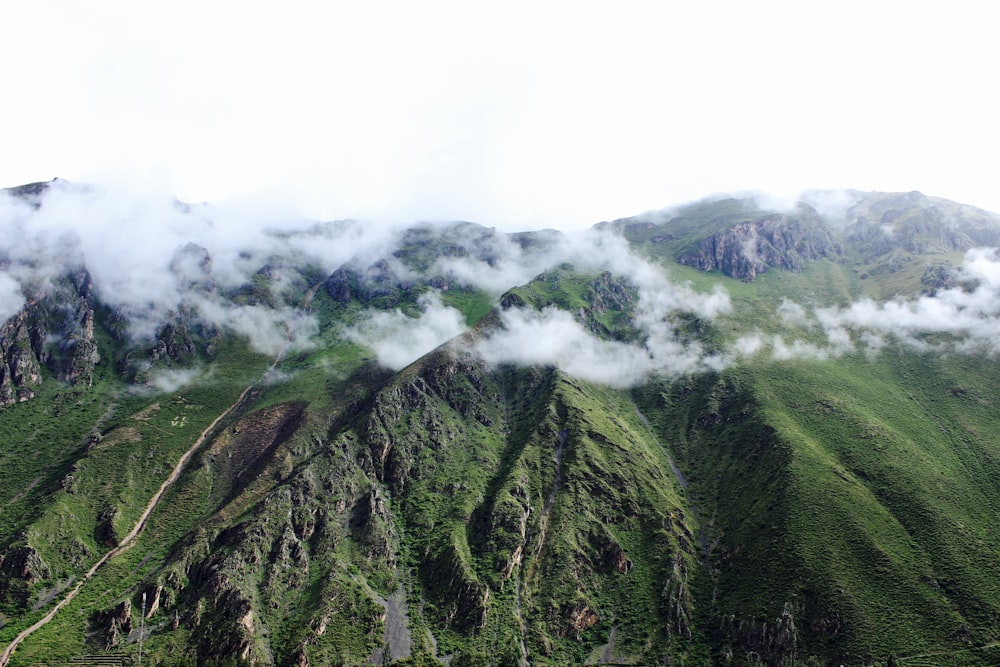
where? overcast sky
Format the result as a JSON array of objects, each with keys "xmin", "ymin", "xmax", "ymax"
[{"xmin": 2, "ymin": 1, "xmax": 997, "ymax": 230}]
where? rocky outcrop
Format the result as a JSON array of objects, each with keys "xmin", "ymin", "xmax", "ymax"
[
  {"xmin": 0, "ymin": 268, "xmax": 102, "ymax": 403},
  {"xmin": 169, "ymin": 242, "xmax": 215, "ymax": 293},
  {"xmin": 94, "ymin": 506, "xmax": 122, "ymax": 548},
  {"xmin": 325, "ymin": 258, "xmax": 408, "ymax": 307},
  {"xmin": 0, "ymin": 544, "xmax": 52, "ymax": 614},
  {"xmin": 662, "ymin": 552, "xmax": 693, "ymax": 639},
  {"xmin": 0, "ymin": 544, "xmax": 51, "ymax": 584},
  {"xmin": 54, "ymin": 278, "xmax": 101, "ymax": 386},
  {"xmin": 921, "ymin": 262, "xmax": 960, "ymax": 295},
  {"xmin": 678, "ymin": 208, "xmax": 844, "ymax": 281},
  {"xmin": 846, "ymin": 191, "xmax": 1000, "ymax": 260},
  {"xmin": 582, "ymin": 272, "xmax": 638, "ymax": 339},
  {"xmin": 718, "ymin": 601, "xmax": 799, "ymax": 667},
  {"xmin": 92, "ymin": 599, "xmax": 133, "ymax": 650},
  {"xmin": 0, "ymin": 310, "xmax": 43, "ymax": 404}
]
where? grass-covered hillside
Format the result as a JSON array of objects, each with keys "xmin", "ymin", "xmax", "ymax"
[{"xmin": 3, "ymin": 183, "xmax": 1000, "ymax": 665}]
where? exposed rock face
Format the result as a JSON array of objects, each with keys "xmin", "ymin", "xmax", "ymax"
[
  {"xmin": 921, "ymin": 262, "xmax": 960, "ymax": 295},
  {"xmin": 719, "ymin": 601, "xmax": 799, "ymax": 667},
  {"xmin": 846, "ymin": 190, "xmax": 1000, "ymax": 259},
  {"xmin": 0, "ymin": 545, "xmax": 51, "ymax": 584},
  {"xmin": 0, "ymin": 311, "xmax": 43, "ymax": 404},
  {"xmin": 149, "ymin": 319, "xmax": 199, "ymax": 365},
  {"xmin": 93, "ymin": 599, "xmax": 132, "ymax": 650},
  {"xmin": 169, "ymin": 242, "xmax": 215, "ymax": 293},
  {"xmin": 0, "ymin": 269, "xmax": 102, "ymax": 404},
  {"xmin": 53, "ymin": 272, "xmax": 101, "ymax": 386},
  {"xmin": 325, "ymin": 259, "xmax": 407, "ymax": 307},
  {"xmin": 677, "ymin": 207, "xmax": 844, "ymax": 281},
  {"xmin": 0, "ymin": 544, "xmax": 52, "ymax": 615},
  {"xmin": 94, "ymin": 506, "xmax": 121, "ymax": 548}
]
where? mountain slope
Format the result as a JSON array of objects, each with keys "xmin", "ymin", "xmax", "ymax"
[{"xmin": 4, "ymin": 183, "xmax": 1000, "ymax": 665}]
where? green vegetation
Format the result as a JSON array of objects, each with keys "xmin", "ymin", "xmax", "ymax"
[{"xmin": 5, "ymin": 191, "xmax": 1000, "ymax": 665}]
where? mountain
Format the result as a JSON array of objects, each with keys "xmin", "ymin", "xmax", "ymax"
[{"xmin": 3, "ymin": 182, "xmax": 1000, "ymax": 666}]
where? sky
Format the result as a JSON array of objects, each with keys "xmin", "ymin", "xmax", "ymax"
[{"xmin": 2, "ymin": 1, "xmax": 998, "ymax": 231}]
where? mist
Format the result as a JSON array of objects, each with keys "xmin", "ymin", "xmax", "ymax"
[
  {"xmin": 0, "ymin": 274, "xmax": 24, "ymax": 325},
  {"xmin": 145, "ymin": 365, "xmax": 210, "ymax": 394},
  {"xmin": 758, "ymin": 248, "xmax": 1000, "ymax": 361},
  {"xmin": 0, "ymin": 182, "xmax": 744, "ymax": 388},
  {"xmin": 345, "ymin": 292, "xmax": 466, "ymax": 370},
  {"xmin": 0, "ymin": 180, "xmax": 407, "ymax": 356},
  {"xmin": 7, "ymin": 180, "xmax": 1000, "ymax": 392},
  {"xmin": 460, "ymin": 229, "xmax": 735, "ymax": 386},
  {"xmin": 472, "ymin": 305, "xmax": 728, "ymax": 388}
]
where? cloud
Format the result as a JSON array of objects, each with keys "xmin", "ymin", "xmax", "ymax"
[
  {"xmin": 771, "ymin": 335, "xmax": 836, "ymax": 362},
  {"xmin": 0, "ymin": 273, "xmax": 24, "ymax": 325},
  {"xmin": 731, "ymin": 333, "xmax": 765, "ymax": 358},
  {"xmin": 346, "ymin": 292, "xmax": 467, "ymax": 370},
  {"xmin": 469, "ymin": 244, "xmax": 734, "ymax": 387},
  {"xmin": 19, "ymin": 178, "xmax": 1000, "ymax": 391},
  {"xmin": 146, "ymin": 365, "xmax": 209, "ymax": 394},
  {"xmin": 472, "ymin": 305, "xmax": 729, "ymax": 388},
  {"xmin": 473, "ymin": 307, "xmax": 654, "ymax": 387},
  {"xmin": 798, "ymin": 189, "xmax": 862, "ymax": 226},
  {"xmin": 760, "ymin": 248, "xmax": 1000, "ymax": 361},
  {"xmin": 190, "ymin": 296, "xmax": 319, "ymax": 357},
  {"xmin": 429, "ymin": 228, "xmax": 564, "ymax": 294},
  {"xmin": 0, "ymin": 181, "xmax": 406, "ymax": 350},
  {"xmin": 818, "ymin": 248, "xmax": 1000, "ymax": 352},
  {"xmin": 441, "ymin": 224, "xmax": 738, "ymax": 386},
  {"xmin": 777, "ymin": 298, "xmax": 815, "ymax": 330}
]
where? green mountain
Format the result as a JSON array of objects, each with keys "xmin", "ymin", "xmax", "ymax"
[{"xmin": 3, "ymin": 183, "xmax": 1000, "ymax": 666}]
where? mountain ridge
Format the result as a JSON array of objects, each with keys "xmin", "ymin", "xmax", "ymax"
[{"xmin": 3, "ymin": 183, "xmax": 1000, "ymax": 665}]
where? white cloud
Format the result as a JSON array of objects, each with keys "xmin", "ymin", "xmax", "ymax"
[
  {"xmin": 146, "ymin": 366, "xmax": 209, "ymax": 394},
  {"xmin": 190, "ymin": 297, "xmax": 319, "ymax": 358},
  {"xmin": 2, "ymin": 3, "xmax": 999, "ymax": 229},
  {"xmin": 732, "ymin": 333, "xmax": 764, "ymax": 358},
  {"xmin": 0, "ymin": 273, "xmax": 25, "ymax": 325},
  {"xmin": 346, "ymin": 292, "xmax": 467, "ymax": 370},
  {"xmin": 771, "ymin": 335, "xmax": 832, "ymax": 362},
  {"xmin": 473, "ymin": 307, "xmax": 655, "ymax": 388},
  {"xmin": 768, "ymin": 248, "xmax": 1000, "ymax": 360},
  {"xmin": 0, "ymin": 182, "xmax": 411, "ymax": 348},
  {"xmin": 777, "ymin": 299, "xmax": 814, "ymax": 329},
  {"xmin": 471, "ymin": 271, "xmax": 732, "ymax": 387}
]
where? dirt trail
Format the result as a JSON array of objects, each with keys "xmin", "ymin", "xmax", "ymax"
[
  {"xmin": 0, "ymin": 383, "xmax": 256, "ymax": 667},
  {"xmin": 1, "ymin": 280, "xmax": 322, "ymax": 667}
]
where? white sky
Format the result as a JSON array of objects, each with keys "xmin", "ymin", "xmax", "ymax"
[{"xmin": 2, "ymin": 1, "xmax": 998, "ymax": 230}]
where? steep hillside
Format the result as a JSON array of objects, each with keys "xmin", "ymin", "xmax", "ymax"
[{"xmin": 3, "ymin": 183, "xmax": 1000, "ymax": 665}]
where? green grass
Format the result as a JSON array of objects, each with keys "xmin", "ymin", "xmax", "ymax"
[
  {"xmin": 9, "ymin": 196, "xmax": 1000, "ymax": 665},
  {"xmin": 438, "ymin": 288, "xmax": 494, "ymax": 327}
]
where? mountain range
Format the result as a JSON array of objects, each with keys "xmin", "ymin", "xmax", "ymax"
[{"xmin": 3, "ymin": 181, "xmax": 1000, "ymax": 666}]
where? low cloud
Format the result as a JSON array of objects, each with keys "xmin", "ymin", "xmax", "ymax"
[
  {"xmin": 451, "ymin": 226, "xmax": 735, "ymax": 387},
  {"xmin": 777, "ymin": 298, "xmax": 814, "ymax": 329},
  {"xmin": 472, "ymin": 271, "xmax": 731, "ymax": 388},
  {"xmin": 473, "ymin": 307, "xmax": 657, "ymax": 387},
  {"xmin": 346, "ymin": 292, "xmax": 467, "ymax": 370},
  {"xmin": 0, "ymin": 273, "xmax": 24, "ymax": 325},
  {"xmin": 731, "ymin": 333, "xmax": 765, "ymax": 358},
  {"xmin": 190, "ymin": 296, "xmax": 319, "ymax": 357},
  {"xmin": 0, "ymin": 181, "xmax": 403, "ymax": 341},
  {"xmin": 816, "ymin": 247, "xmax": 1000, "ymax": 354},
  {"xmin": 145, "ymin": 365, "xmax": 210, "ymax": 394},
  {"xmin": 425, "ymin": 224, "xmax": 729, "ymax": 314},
  {"xmin": 757, "ymin": 248, "xmax": 1000, "ymax": 361},
  {"xmin": 19, "ymin": 180, "xmax": 1000, "ymax": 390}
]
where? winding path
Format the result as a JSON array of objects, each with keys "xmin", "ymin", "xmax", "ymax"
[
  {"xmin": 0, "ymin": 383, "xmax": 256, "ymax": 666},
  {"xmin": 1, "ymin": 279, "xmax": 322, "ymax": 666}
]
